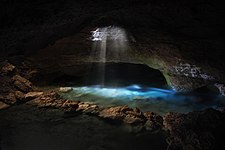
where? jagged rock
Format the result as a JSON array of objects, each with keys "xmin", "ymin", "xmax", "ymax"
[
  {"xmin": 14, "ymin": 90, "xmax": 25, "ymax": 101},
  {"xmin": 1, "ymin": 92, "xmax": 17, "ymax": 105},
  {"xmin": 44, "ymin": 91, "xmax": 61, "ymax": 100},
  {"xmin": 0, "ymin": 101, "xmax": 10, "ymax": 110},
  {"xmin": 12, "ymin": 75, "xmax": 33, "ymax": 92},
  {"xmin": 99, "ymin": 106, "xmax": 145, "ymax": 125},
  {"xmin": 77, "ymin": 102, "xmax": 100, "ymax": 115},
  {"xmin": 59, "ymin": 87, "xmax": 73, "ymax": 93},
  {"xmin": 61, "ymin": 100, "xmax": 79, "ymax": 109},
  {"xmin": 27, "ymin": 92, "xmax": 79, "ymax": 111},
  {"xmin": 25, "ymin": 92, "xmax": 43, "ymax": 100},
  {"xmin": 144, "ymin": 112, "xmax": 163, "ymax": 131},
  {"xmin": 1, "ymin": 62, "xmax": 15, "ymax": 74}
]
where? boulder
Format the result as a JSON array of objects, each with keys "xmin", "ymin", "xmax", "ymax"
[
  {"xmin": 12, "ymin": 75, "xmax": 33, "ymax": 92},
  {"xmin": 59, "ymin": 87, "xmax": 73, "ymax": 93},
  {"xmin": 99, "ymin": 106, "xmax": 145, "ymax": 125},
  {"xmin": 25, "ymin": 92, "xmax": 43, "ymax": 100},
  {"xmin": 14, "ymin": 90, "xmax": 25, "ymax": 101}
]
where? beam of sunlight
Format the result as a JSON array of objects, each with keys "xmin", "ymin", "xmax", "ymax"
[{"xmin": 90, "ymin": 26, "xmax": 130, "ymax": 86}]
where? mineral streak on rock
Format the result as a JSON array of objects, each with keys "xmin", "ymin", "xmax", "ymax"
[
  {"xmin": 215, "ymin": 83, "xmax": 225, "ymax": 96},
  {"xmin": 172, "ymin": 62, "xmax": 215, "ymax": 82}
]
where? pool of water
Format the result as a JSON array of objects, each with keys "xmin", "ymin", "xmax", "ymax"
[
  {"xmin": 60, "ymin": 84, "xmax": 225, "ymax": 115},
  {"xmin": 42, "ymin": 62, "xmax": 225, "ymax": 115}
]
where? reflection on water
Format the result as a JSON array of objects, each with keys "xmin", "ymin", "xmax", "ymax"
[{"xmin": 60, "ymin": 85, "xmax": 225, "ymax": 115}]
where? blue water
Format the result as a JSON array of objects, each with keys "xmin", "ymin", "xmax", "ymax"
[{"xmin": 60, "ymin": 84, "xmax": 225, "ymax": 115}]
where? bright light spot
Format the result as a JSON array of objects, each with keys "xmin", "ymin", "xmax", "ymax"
[
  {"xmin": 90, "ymin": 26, "xmax": 131, "ymax": 85},
  {"xmin": 91, "ymin": 26, "xmax": 128, "ymax": 42}
]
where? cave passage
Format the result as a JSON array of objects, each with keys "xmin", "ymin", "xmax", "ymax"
[{"xmin": 57, "ymin": 63, "xmax": 225, "ymax": 115}]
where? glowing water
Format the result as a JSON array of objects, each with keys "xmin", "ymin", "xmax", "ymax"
[
  {"xmin": 72, "ymin": 85, "xmax": 175, "ymax": 100},
  {"xmin": 61, "ymin": 85, "xmax": 225, "ymax": 115}
]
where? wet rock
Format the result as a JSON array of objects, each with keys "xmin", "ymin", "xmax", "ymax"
[
  {"xmin": 14, "ymin": 90, "xmax": 25, "ymax": 101},
  {"xmin": 12, "ymin": 75, "xmax": 33, "ymax": 92},
  {"xmin": 99, "ymin": 106, "xmax": 145, "ymax": 125},
  {"xmin": 59, "ymin": 87, "xmax": 73, "ymax": 93},
  {"xmin": 25, "ymin": 92, "xmax": 43, "ymax": 101},
  {"xmin": 0, "ymin": 101, "xmax": 10, "ymax": 110}
]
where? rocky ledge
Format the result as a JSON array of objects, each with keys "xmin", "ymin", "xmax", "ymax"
[
  {"xmin": 10, "ymin": 91, "xmax": 225, "ymax": 149},
  {"xmin": 26, "ymin": 91, "xmax": 163, "ymax": 133}
]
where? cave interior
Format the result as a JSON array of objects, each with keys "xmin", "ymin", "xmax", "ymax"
[{"xmin": 1, "ymin": 0, "xmax": 225, "ymax": 150}]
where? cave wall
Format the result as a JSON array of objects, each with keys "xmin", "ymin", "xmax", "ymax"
[{"xmin": 1, "ymin": 0, "xmax": 225, "ymax": 91}]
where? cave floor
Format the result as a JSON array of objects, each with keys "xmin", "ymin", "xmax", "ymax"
[{"xmin": 0, "ymin": 104, "xmax": 167, "ymax": 150}]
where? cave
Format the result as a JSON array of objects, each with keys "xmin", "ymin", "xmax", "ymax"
[{"xmin": 1, "ymin": 0, "xmax": 225, "ymax": 150}]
